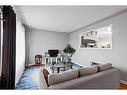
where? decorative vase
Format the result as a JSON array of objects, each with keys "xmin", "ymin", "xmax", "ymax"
[{"xmin": 67, "ymin": 53, "xmax": 72, "ymax": 62}]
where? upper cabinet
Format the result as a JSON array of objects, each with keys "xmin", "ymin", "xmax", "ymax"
[{"xmin": 80, "ymin": 24, "xmax": 113, "ymax": 49}]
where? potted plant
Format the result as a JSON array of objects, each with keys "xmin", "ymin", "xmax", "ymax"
[{"xmin": 63, "ymin": 45, "xmax": 76, "ymax": 62}]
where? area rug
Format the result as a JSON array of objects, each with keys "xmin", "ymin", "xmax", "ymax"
[{"xmin": 16, "ymin": 63, "xmax": 83, "ymax": 89}]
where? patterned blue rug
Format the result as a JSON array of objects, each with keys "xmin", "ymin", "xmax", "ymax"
[{"xmin": 16, "ymin": 63, "xmax": 83, "ymax": 89}]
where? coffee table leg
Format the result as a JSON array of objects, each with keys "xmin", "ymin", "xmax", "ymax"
[
  {"xmin": 57, "ymin": 67, "xmax": 60, "ymax": 73},
  {"xmin": 52, "ymin": 68, "xmax": 54, "ymax": 73},
  {"xmin": 51, "ymin": 67, "xmax": 54, "ymax": 73},
  {"xmin": 70, "ymin": 65, "xmax": 73, "ymax": 70},
  {"xmin": 64, "ymin": 67, "xmax": 65, "ymax": 71}
]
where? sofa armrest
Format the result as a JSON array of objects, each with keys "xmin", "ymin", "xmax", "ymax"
[{"xmin": 39, "ymin": 69, "xmax": 48, "ymax": 89}]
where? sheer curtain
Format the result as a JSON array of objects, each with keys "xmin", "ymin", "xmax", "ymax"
[
  {"xmin": 15, "ymin": 18, "xmax": 25, "ymax": 85},
  {"xmin": 0, "ymin": 7, "xmax": 3, "ymax": 81},
  {"xmin": 0, "ymin": 7, "xmax": 3, "ymax": 78}
]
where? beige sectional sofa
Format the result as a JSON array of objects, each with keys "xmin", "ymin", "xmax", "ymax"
[{"xmin": 39, "ymin": 63, "xmax": 120, "ymax": 89}]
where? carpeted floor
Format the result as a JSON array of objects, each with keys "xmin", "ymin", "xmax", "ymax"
[
  {"xmin": 16, "ymin": 66, "xmax": 42, "ymax": 89},
  {"xmin": 16, "ymin": 63, "xmax": 83, "ymax": 89}
]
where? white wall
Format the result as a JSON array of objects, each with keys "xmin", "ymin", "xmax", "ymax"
[
  {"xmin": 15, "ymin": 19, "xmax": 25, "ymax": 85},
  {"xmin": 26, "ymin": 29, "xmax": 69, "ymax": 64},
  {"xmin": 70, "ymin": 12, "xmax": 127, "ymax": 81}
]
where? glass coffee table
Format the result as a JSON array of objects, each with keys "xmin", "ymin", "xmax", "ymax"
[{"xmin": 50, "ymin": 62, "xmax": 73, "ymax": 73}]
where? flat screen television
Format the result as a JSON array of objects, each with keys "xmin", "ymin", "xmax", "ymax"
[{"xmin": 48, "ymin": 50, "xmax": 59, "ymax": 57}]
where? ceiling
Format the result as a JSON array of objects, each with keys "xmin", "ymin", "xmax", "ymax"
[{"xmin": 14, "ymin": 6, "xmax": 127, "ymax": 32}]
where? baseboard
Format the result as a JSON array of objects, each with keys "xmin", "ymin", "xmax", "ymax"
[{"xmin": 120, "ymin": 80, "xmax": 127, "ymax": 85}]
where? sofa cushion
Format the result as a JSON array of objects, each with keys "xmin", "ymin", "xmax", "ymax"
[
  {"xmin": 98, "ymin": 63, "xmax": 112, "ymax": 71},
  {"xmin": 78, "ymin": 65, "xmax": 98, "ymax": 77},
  {"xmin": 48, "ymin": 69, "xmax": 79, "ymax": 86}
]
